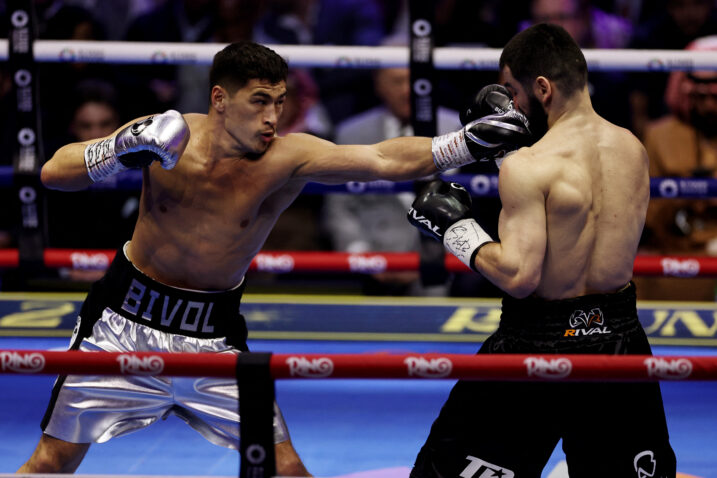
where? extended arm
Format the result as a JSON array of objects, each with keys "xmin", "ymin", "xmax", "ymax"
[
  {"xmin": 291, "ymin": 84, "xmax": 532, "ymax": 184},
  {"xmin": 41, "ymin": 111, "xmax": 189, "ymax": 191},
  {"xmin": 290, "ymin": 134, "xmax": 437, "ymax": 184}
]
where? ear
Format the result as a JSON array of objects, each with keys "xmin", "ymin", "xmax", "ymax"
[
  {"xmin": 533, "ymin": 76, "xmax": 552, "ymax": 107},
  {"xmin": 211, "ymin": 85, "xmax": 226, "ymax": 112}
]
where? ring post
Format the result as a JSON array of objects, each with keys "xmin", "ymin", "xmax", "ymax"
[
  {"xmin": 8, "ymin": 0, "xmax": 47, "ymax": 274},
  {"xmin": 409, "ymin": 0, "xmax": 448, "ymax": 287},
  {"xmin": 236, "ymin": 352, "xmax": 276, "ymax": 478}
]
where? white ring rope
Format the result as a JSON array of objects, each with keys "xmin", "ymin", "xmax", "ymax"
[{"xmin": 1, "ymin": 39, "xmax": 717, "ymax": 71}]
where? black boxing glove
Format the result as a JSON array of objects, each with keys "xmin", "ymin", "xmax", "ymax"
[
  {"xmin": 432, "ymin": 85, "xmax": 532, "ymax": 171},
  {"xmin": 460, "ymin": 84, "xmax": 514, "ymax": 126},
  {"xmin": 407, "ymin": 180, "xmax": 495, "ymax": 270},
  {"xmin": 84, "ymin": 110, "xmax": 190, "ymax": 183}
]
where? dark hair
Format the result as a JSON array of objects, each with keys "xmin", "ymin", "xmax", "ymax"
[
  {"xmin": 499, "ymin": 23, "xmax": 587, "ymax": 96},
  {"xmin": 72, "ymin": 79, "xmax": 119, "ymax": 112},
  {"xmin": 209, "ymin": 42, "xmax": 289, "ymax": 97}
]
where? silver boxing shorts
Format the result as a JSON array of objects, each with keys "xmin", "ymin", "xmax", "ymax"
[{"xmin": 41, "ymin": 245, "xmax": 289, "ymax": 448}]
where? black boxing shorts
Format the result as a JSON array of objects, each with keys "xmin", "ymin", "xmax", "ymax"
[
  {"xmin": 41, "ymin": 243, "xmax": 290, "ymax": 447},
  {"xmin": 411, "ymin": 283, "xmax": 676, "ymax": 478}
]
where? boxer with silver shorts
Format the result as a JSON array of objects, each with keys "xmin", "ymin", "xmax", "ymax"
[{"xmin": 42, "ymin": 243, "xmax": 289, "ymax": 448}]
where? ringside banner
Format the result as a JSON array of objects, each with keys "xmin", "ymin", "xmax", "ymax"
[{"xmin": 1, "ymin": 294, "xmax": 716, "ymax": 346}]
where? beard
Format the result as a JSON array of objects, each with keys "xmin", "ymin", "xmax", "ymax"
[
  {"xmin": 525, "ymin": 92, "xmax": 549, "ymax": 140},
  {"xmin": 690, "ymin": 110, "xmax": 717, "ymax": 139}
]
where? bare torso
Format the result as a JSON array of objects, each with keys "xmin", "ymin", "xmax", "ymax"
[
  {"xmin": 124, "ymin": 112, "xmax": 434, "ymax": 290},
  {"xmin": 128, "ymin": 114, "xmax": 309, "ymax": 290},
  {"xmin": 516, "ymin": 111, "xmax": 649, "ymax": 299}
]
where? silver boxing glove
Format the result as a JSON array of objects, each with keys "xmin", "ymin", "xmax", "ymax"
[{"xmin": 84, "ymin": 110, "xmax": 190, "ymax": 183}]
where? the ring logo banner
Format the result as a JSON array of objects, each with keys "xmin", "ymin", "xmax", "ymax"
[
  {"xmin": 9, "ymin": 0, "xmax": 46, "ymax": 266},
  {"xmin": 0, "ymin": 351, "xmax": 45, "ymax": 373}
]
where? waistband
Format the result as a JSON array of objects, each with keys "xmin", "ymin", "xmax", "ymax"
[
  {"xmin": 100, "ymin": 247, "xmax": 247, "ymax": 339},
  {"xmin": 499, "ymin": 282, "xmax": 638, "ymax": 336}
]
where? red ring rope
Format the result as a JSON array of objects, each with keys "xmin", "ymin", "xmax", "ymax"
[
  {"xmin": 0, "ymin": 350, "xmax": 714, "ymax": 382},
  {"xmin": 0, "ymin": 249, "xmax": 716, "ymax": 277}
]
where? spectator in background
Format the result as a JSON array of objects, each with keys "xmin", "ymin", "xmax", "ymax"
[
  {"xmin": 45, "ymin": 80, "xmax": 138, "ymax": 284},
  {"xmin": 275, "ymin": 69, "xmax": 333, "ymax": 139},
  {"xmin": 628, "ymin": 0, "xmax": 717, "ymax": 138},
  {"xmin": 638, "ymin": 36, "xmax": 717, "ymax": 302},
  {"xmin": 528, "ymin": 0, "xmax": 632, "ymax": 48},
  {"xmin": 67, "ymin": 84, "xmax": 121, "ymax": 143},
  {"xmin": 254, "ymin": 0, "xmax": 387, "ymax": 125},
  {"xmin": 519, "ymin": 0, "xmax": 633, "ymax": 127},
  {"xmin": 322, "ymin": 51, "xmax": 461, "ymax": 296},
  {"xmin": 40, "ymin": 4, "xmax": 118, "ymax": 149},
  {"xmin": 262, "ymin": 69, "xmax": 333, "ymax": 257},
  {"xmin": 213, "ymin": 0, "xmax": 265, "ymax": 44},
  {"xmin": 62, "ymin": 0, "xmax": 162, "ymax": 41},
  {"xmin": 123, "ymin": 0, "xmax": 219, "ymax": 116}
]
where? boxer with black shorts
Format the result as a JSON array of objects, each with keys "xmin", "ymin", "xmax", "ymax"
[
  {"xmin": 408, "ymin": 24, "xmax": 676, "ymax": 478},
  {"xmin": 18, "ymin": 41, "xmax": 531, "ymax": 474}
]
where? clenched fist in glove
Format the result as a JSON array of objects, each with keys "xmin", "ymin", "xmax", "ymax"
[
  {"xmin": 84, "ymin": 110, "xmax": 190, "ymax": 183},
  {"xmin": 407, "ymin": 179, "xmax": 496, "ymax": 271},
  {"xmin": 460, "ymin": 84, "xmax": 515, "ymax": 125},
  {"xmin": 432, "ymin": 84, "xmax": 532, "ymax": 171}
]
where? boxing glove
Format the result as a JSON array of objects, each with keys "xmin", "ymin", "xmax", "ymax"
[
  {"xmin": 84, "ymin": 110, "xmax": 190, "ymax": 183},
  {"xmin": 460, "ymin": 84, "xmax": 514, "ymax": 125},
  {"xmin": 407, "ymin": 179, "xmax": 495, "ymax": 270},
  {"xmin": 432, "ymin": 85, "xmax": 532, "ymax": 171}
]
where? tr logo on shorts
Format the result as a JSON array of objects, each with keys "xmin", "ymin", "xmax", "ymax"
[
  {"xmin": 564, "ymin": 308, "xmax": 611, "ymax": 337},
  {"xmin": 460, "ymin": 455, "xmax": 514, "ymax": 478}
]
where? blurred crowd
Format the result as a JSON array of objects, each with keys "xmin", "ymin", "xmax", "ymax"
[{"xmin": 0, "ymin": 0, "xmax": 716, "ymax": 300}]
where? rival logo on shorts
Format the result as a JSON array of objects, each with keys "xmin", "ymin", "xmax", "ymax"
[
  {"xmin": 460, "ymin": 455, "xmax": 515, "ymax": 478},
  {"xmin": 286, "ymin": 357, "xmax": 334, "ymax": 377},
  {"xmin": 564, "ymin": 308, "xmax": 611, "ymax": 337},
  {"xmin": 644, "ymin": 357, "xmax": 693, "ymax": 380},
  {"xmin": 404, "ymin": 356, "xmax": 452, "ymax": 378},
  {"xmin": 0, "ymin": 351, "xmax": 45, "ymax": 373},
  {"xmin": 117, "ymin": 354, "xmax": 165, "ymax": 375}
]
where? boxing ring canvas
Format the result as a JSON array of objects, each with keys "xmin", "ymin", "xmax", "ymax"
[{"xmin": 1, "ymin": 293, "xmax": 716, "ymax": 477}]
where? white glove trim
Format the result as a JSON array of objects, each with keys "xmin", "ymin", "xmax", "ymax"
[
  {"xmin": 478, "ymin": 117, "xmax": 529, "ymax": 134},
  {"xmin": 443, "ymin": 218, "xmax": 494, "ymax": 270},
  {"xmin": 84, "ymin": 138, "xmax": 125, "ymax": 183},
  {"xmin": 431, "ymin": 129, "xmax": 475, "ymax": 171}
]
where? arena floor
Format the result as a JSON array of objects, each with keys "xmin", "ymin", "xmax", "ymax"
[{"xmin": 1, "ymin": 293, "xmax": 716, "ymax": 477}]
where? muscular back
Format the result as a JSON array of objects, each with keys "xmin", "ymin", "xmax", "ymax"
[{"xmin": 504, "ymin": 112, "xmax": 649, "ymax": 300}]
